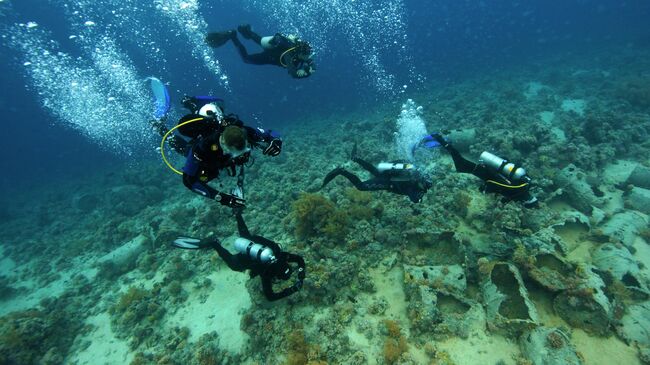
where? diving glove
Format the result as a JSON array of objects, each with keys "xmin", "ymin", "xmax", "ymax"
[
  {"xmin": 263, "ymin": 139, "xmax": 282, "ymax": 156},
  {"xmin": 217, "ymin": 192, "xmax": 246, "ymax": 208}
]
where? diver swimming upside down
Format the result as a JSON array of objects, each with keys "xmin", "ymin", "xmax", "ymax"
[{"xmin": 173, "ymin": 211, "xmax": 306, "ymax": 301}]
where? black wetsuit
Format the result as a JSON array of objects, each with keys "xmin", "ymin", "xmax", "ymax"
[
  {"xmin": 230, "ymin": 28, "xmax": 314, "ymax": 78},
  {"xmin": 321, "ymin": 156, "xmax": 432, "ymax": 203},
  {"xmin": 181, "ymin": 119, "xmax": 278, "ymax": 200},
  {"xmin": 441, "ymin": 141, "xmax": 537, "ymax": 206},
  {"xmin": 210, "ymin": 213, "xmax": 306, "ymax": 301}
]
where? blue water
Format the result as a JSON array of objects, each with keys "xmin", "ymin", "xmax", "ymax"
[{"xmin": 0, "ymin": 0, "xmax": 649, "ymax": 192}]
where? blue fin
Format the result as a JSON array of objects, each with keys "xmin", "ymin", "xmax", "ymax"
[{"xmin": 148, "ymin": 77, "xmax": 171, "ymax": 119}]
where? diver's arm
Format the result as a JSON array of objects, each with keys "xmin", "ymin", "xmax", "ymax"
[
  {"xmin": 261, "ymin": 275, "xmax": 300, "ymax": 301},
  {"xmin": 243, "ymin": 126, "xmax": 279, "ymax": 144},
  {"xmin": 181, "ymin": 154, "xmax": 245, "ymax": 207},
  {"xmin": 243, "ymin": 126, "xmax": 282, "ymax": 156},
  {"xmin": 286, "ymin": 254, "xmax": 306, "ymax": 281},
  {"xmin": 235, "ymin": 212, "xmax": 253, "ymax": 239},
  {"xmin": 182, "ymin": 173, "xmax": 220, "ymax": 199}
]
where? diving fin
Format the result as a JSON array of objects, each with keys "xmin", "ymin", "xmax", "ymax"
[
  {"xmin": 172, "ymin": 237, "xmax": 216, "ymax": 250},
  {"xmin": 206, "ymin": 30, "xmax": 235, "ymax": 48},
  {"xmin": 237, "ymin": 24, "xmax": 254, "ymax": 39}
]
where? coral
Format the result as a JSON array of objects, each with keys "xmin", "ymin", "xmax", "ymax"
[
  {"xmin": 546, "ymin": 331, "xmax": 565, "ymax": 349},
  {"xmin": 0, "ymin": 275, "xmax": 17, "ymax": 300},
  {"xmin": 291, "ymin": 193, "xmax": 350, "ymax": 242},
  {"xmin": 382, "ymin": 320, "xmax": 408, "ymax": 364},
  {"xmin": 0, "ymin": 307, "xmax": 82, "ymax": 365},
  {"xmin": 109, "ymin": 286, "xmax": 166, "ymax": 348},
  {"xmin": 286, "ymin": 329, "xmax": 309, "ymax": 365}
]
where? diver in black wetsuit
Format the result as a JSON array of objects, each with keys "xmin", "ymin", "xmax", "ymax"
[
  {"xmin": 422, "ymin": 133, "xmax": 538, "ymax": 208},
  {"xmin": 172, "ymin": 212, "xmax": 306, "ymax": 301},
  {"xmin": 152, "ymin": 96, "xmax": 283, "ymax": 208},
  {"xmin": 206, "ymin": 24, "xmax": 315, "ymax": 79},
  {"xmin": 318, "ymin": 145, "xmax": 433, "ymax": 203}
]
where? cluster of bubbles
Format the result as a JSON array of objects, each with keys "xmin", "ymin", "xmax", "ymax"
[
  {"xmin": 4, "ymin": 0, "xmax": 230, "ymax": 154},
  {"xmin": 243, "ymin": 0, "xmax": 419, "ymax": 94},
  {"xmin": 394, "ymin": 99, "xmax": 428, "ymax": 161},
  {"xmin": 154, "ymin": 0, "xmax": 229, "ymax": 88},
  {"xmin": 9, "ymin": 23, "xmax": 152, "ymax": 154}
]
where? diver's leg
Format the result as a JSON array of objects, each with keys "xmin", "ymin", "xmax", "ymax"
[
  {"xmin": 353, "ymin": 157, "xmax": 380, "ymax": 176},
  {"xmin": 212, "ymin": 243, "xmax": 248, "ymax": 272},
  {"xmin": 238, "ymin": 24, "xmax": 262, "ymax": 44},
  {"xmin": 151, "ymin": 118, "xmax": 188, "ymax": 155},
  {"xmin": 205, "ymin": 30, "xmax": 236, "ymax": 48},
  {"xmin": 231, "ymin": 36, "xmax": 272, "ymax": 65},
  {"xmin": 445, "ymin": 144, "xmax": 479, "ymax": 175},
  {"xmin": 321, "ymin": 168, "xmax": 365, "ymax": 190}
]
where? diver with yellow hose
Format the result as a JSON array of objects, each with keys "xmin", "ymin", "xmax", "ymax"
[
  {"xmin": 420, "ymin": 133, "xmax": 539, "ymax": 208},
  {"xmin": 206, "ymin": 24, "xmax": 315, "ymax": 79},
  {"xmin": 152, "ymin": 95, "xmax": 283, "ymax": 208}
]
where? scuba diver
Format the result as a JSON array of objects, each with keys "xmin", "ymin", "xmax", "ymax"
[
  {"xmin": 421, "ymin": 133, "xmax": 539, "ymax": 208},
  {"xmin": 172, "ymin": 211, "xmax": 306, "ymax": 301},
  {"xmin": 206, "ymin": 24, "xmax": 315, "ymax": 79},
  {"xmin": 318, "ymin": 144, "xmax": 432, "ymax": 203},
  {"xmin": 151, "ymin": 95, "xmax": 283, "ymax": 208}
]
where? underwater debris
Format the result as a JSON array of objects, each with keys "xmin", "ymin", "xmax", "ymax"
[
  {"xmin": 520, "ymin": 327, "xmax": 584, "ymax": 365},
  {"xmin": 592, "ymin": 243, "xmax": 649, "ymax": 294},
  {"xmin": 625, "ymin": 186, "xmax": 650, "ymax": 215},
  {"xmin": 95, "ymin": 234, "xmax": 149, "ymax": 280},
  {"xmin": 554, "ymin": 164, "xmax": 603, "ymax": 215},
  {"xmin": 626, "ymin": 164, "xmax": 650, "ymax": 190},
  {"xmin": 404, "ymin": 264, "xmax": 484, "ymax": 339},
  {"xmin": 599, "ymin": 210, "xmax": 649, "ymax": 249},
  {"xmin": 616, "ymin": 301, "xmax": 650, "ymax": 349},
  {"xmin": 480, "ymin": 261, "xmax": 539, "ymax": 337},
  {"xmin": 553, "ymin": 265, "xmax": 613, "ymax": 336},
  {"xmin": 518, "ymin": 251, "xmax": 580, "ymax": 292}
]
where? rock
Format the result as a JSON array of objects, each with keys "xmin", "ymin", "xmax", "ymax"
[
  {"xmin": 73, "ymin": 193, "xmax": 102, "ymax": 213},
  {"xmin": 627, "ymin": 165, "xmax": 650, "ymax": 190},
  {"xmin": 616, "ymin": 301, "xmax": 650, "ymax": 346},
  {"xmin": 626, "ymin": 187, "xmax": 650, "ymax": 215},
  {"xmin": 520, "ymin": 327, "xmax": 584, "ymax": 365},
  {"xmin": 600, "ymin": 211, "xmax": 649, "ymax": 249},
  {"xmin": 554, "ymin": 266, "xmax": 612, "ymax": 336},
  {"xmin": 404, "ymin": 264, "xmax": 467, "ymax": 295},
  {"xmin": 554, "ymin": 164, "xmax": 602, "ymax": 214},
  {"xmin": 480, "ymin": 262, "xmax": 538, "ymax": 337}
]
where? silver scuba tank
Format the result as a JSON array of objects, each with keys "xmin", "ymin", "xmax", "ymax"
[
  {"xmin": 234, "ymin": 237, "xmax": 276, "ymax": 263},
  {"xmin": 478, "ymin": 151, "xmax": 527, "ymax": 181},
  {"xmin": 376, "ymin": 162, "xmax": 415, "ymax": 173}
]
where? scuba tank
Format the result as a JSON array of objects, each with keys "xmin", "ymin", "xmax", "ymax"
[
  {"xmin": 478, "ymin": 151, "xmax": 528, "ymax": 182},
  {"xmin": 234, "ymin": 238, "xmax": 276, "ymax": 263},
  {"xmin": 376, "ymin": 162, "xmax": 415, "ymax": 173}
]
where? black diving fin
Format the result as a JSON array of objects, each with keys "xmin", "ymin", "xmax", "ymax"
[
  {"xmin": 205, "ymin": 30, "xmax": 235, "ymax": 48},
  {"xmin": 172, "ymin": 237, "xmax": 217, "ymax": 250}
]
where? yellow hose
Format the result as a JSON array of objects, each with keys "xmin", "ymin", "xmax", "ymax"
[
  {"xmin": 279, "ymin": 46, "xmax": 297, "ymax": 67},
  {"xmin": 486, "ymin": 180, "xmax": 529, "ymax": 189},
  {"xmin": 160, "ymin": 117, "xmax": 204, "ymax": 175}
]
